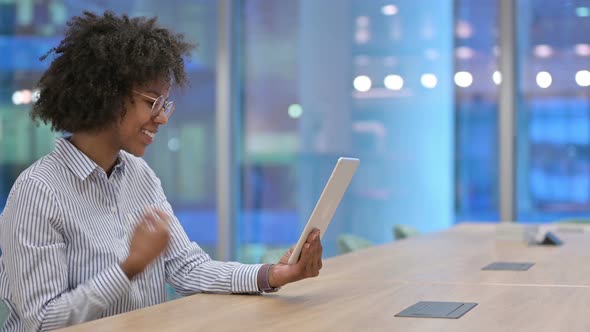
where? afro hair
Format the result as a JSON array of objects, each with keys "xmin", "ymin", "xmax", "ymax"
[{"xmin": 31, "ymin": 11, "xmax": 194, "ymax": 132}]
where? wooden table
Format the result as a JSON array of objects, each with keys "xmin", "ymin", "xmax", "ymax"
[
  {"xmin": 321, "ymin": 222, "xmax": 590, "ymax": 286},
  {"xmin": 60, "ymin": 223, "xmax": 590, "ymax": 331}
]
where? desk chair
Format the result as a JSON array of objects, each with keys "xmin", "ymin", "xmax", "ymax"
[
  {"xmin": 393, "ymin": 224, "xmax": 420, "ymax": 240},
  {"xmin": 260, "ymin": 248, "xmax": 288, "ymax": 264},
  {"xmin": 0, "ymin": 253, "xmax": 5, "ymax": 328},
  {"xmin": 165, "ymin": 284, "xmax": 182, "ymax": 301},
  {"xmin": 238, "ymin": 244, "xmax": 268, "ymax": 264},
  {"xmin": 337, "ymin": 234, "xmax": 372, "ymax": 254},
  {"xmin": 0, "ymin": 300, "xmax": 8, "ymax": 329},
  {"xmin": 555, "ymin": 218, "xmax": 590, "ymax": 224}
]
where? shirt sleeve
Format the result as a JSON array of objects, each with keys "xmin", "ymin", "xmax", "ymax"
[
  {"xmin": 158, "ymin": 200, "xmax": 264, "ymax": 295},
  {"xmin": 0, "ymin": 178, "xmax": 131, "ymax": 331},
  {"xmin": 135, "ymin": 157, "xmax": 264, "ymax": 295}
]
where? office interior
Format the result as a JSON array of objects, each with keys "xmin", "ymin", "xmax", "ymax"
[{"xmin": 1, "ymin": 0, "xmax": 588, "ymax": 267}]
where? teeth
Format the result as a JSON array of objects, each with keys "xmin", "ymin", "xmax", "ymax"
[{"xmin": 142, "ymin": 130, "xmax": 155, "ymax": 138}]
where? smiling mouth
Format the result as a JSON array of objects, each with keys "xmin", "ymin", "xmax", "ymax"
[{"xmin": 142, "ymin": 129, "xmax": 156, "ymax": 139}]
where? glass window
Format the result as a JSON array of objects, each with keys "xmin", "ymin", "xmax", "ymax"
[
  {"xmin": 0, "ymin": 0, "xmax": 219, "ymax": 255},
  {"xmin": 238, "ymin": 0, "xmax": 455, "ymax": 262},
  {"xmin": 454, "ymin": 0, "xmax": 500, "ymax": 222},
  {"xmin": 237, "ymin": 0, "xmax": 301, "ymax": 262},
  {"xmin": 516, "ymin": 0, "xmax": 590, "ymax": 222}
]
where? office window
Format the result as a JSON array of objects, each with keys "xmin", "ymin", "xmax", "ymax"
[
  {"xmin": 238, "ymin": 0, "xmax": 454, "ymax": 262},
  {"xmin": 0, "ymin": 0, "xmax": 219, "ymax": 256},
  {"xmin": 516, "ymin": 0, "xmax": 590, "ymax": 222},
  {"xmin": 454, "ymin": 0, "xmax": 500, "ymax": 222},
  {"xmin": 237, "ymin": 0, "xmax": 301, "ymax": 263}
]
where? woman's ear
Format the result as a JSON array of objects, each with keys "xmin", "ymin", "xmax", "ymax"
[{"xmin": 117, "ymin": 96, "xmax": 134, "ymax": 123}]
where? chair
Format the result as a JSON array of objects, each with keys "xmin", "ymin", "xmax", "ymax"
[
  {"xmin": 555, "ymin": 218, "xmax": 590, "ymax": 224},
  {"xmin": 165, "ymin": 284, "xmax": 182, "ymax": 301},
  {"xmin": 260, "ymin": 248, "xmax": 288, "ymax": 264},
  {"xmin": 393, "ymin": 224, "xmax": 420, "ymax": 240},
  {"xmin": 237, "ymin": 243, "xmax": 268, "ymax": 264},
  {"xmin": 337, "ymin": 234, "xmax": 373, "ymax": 254},
  {"xmin": 0, "ymin": 300, "xmax": 8, "ymax": 328}
]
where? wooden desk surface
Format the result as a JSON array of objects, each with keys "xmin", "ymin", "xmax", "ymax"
[
  {"xmin": 59, "ymin": 223, "xmax": 590, "ymax": 331},
  {"xmin": 62, "ymin": 278, "xmax": 590, "ymax": 332},
  {"xmin": 320, "ymin": 222, "xmax": 590, "ymax": 286}
]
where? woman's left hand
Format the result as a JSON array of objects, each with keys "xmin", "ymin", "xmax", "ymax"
[{"xmin": 268, "ymin": 228, "xmax": 323, "ymax": 288}]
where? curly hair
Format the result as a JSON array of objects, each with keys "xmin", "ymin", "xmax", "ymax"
[{"xmin": 31, "ymin": 11, "xmax": 195, "ymax": 133}]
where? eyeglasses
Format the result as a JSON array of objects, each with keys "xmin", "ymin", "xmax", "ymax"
[{"xmin": 132, "ymin": 90, "xmax": 175, "ymax": 119}]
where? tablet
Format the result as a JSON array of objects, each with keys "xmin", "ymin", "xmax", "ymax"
[{"xmin": 288, "ymin": 157, "xmax": 360, "ymax": 265}]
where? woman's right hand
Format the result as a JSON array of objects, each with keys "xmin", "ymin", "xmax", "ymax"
[{"xmin": 121, "ymin": 208, "xmax": 170, "ymax": 279}]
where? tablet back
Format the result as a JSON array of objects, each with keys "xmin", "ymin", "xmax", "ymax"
[{"xmin": 288, "ymin": 157, "xmax": 360, "ymax": 265}]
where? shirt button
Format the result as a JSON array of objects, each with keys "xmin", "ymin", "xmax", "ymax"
[{"xmin": 111, "ymin": 206, "xmax": 117, "ymax": 213}]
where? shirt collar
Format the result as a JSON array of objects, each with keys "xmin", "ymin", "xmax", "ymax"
[{"xmin": 53, "ymin": 137, "xmax": 126, "ymax": 181}]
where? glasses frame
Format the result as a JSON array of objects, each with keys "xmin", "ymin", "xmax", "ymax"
[{"xmin": 132, "ymin": 90, "xmax": 175, "ymax": 119}]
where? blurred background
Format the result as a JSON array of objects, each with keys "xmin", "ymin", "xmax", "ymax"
[{"xmin": 2, "ymin": 0, "xmax": 590, "ymax": 262}]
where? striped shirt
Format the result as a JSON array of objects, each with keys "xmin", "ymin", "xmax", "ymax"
[{"xmin": 0, "ymin": 137, "xmax": 263, "ymax": 331}]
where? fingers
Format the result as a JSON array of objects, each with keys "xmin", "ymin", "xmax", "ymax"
[
  {"xmin": 142, "ymin": 214, "xmax": 157, "ymax": 232},
  {"xmin": 296, "ymin": 230, "xmax": 322, "ymax": 278},
  {"xmin": 299, "ymin": 229, "xmax": 321, "ymax": 258},
  {"xmin": 141, "ymin": 207, "xmax": 171, "ymax": 233},
  {"xmin": 153, "ymin": 209, "xmax": 171, "ymax": 227},
  {"xmin": 309, "ymin": 236, "xmax": 322, "ymax": 276},
  {"xmin": 305, "ymin": 228, "xmax": 321, "ymax": 243},
  {"xmin": 298, "ymin": 228, "xmax": 320, "ymax": 260},
  {"xmin": 279, "ymin": 247, "xmax": 294, "ymax": 265},
  {"xmin": 134, "ymin": 208, "xmax": 171, "ymax": 256},
  {"xmin": 126, "ymin": 207, "xmax": 172, "ymax": 277}
]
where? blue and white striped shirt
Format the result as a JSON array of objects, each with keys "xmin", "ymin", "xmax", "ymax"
[{"xmin": 0, "ymin": 138, "xmax": 263, "ymax": 331}]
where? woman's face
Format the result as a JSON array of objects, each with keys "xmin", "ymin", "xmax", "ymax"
[{"xmin": 116, "ymin": 80, "xmax": 171, "ymax": 157}]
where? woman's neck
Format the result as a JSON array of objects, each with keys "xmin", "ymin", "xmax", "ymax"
[{"xmin": 70, "ymin": 131, "xmax": 119, "ymax": 175}]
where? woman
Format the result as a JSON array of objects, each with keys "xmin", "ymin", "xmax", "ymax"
[{"xmin": 0, "ymin": 11, "xmax": 322, "ymax": 331}]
